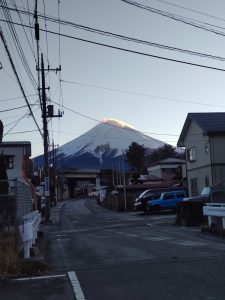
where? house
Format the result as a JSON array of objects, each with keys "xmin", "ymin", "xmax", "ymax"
[
  {"xmin": 147, "ymin": 157, "xmax": 186, "ymax": 187},
  {"xmin": 177, "ymin": 112, "xmax": 225, "ymax": 196},
  {"xmin": 0, "ymin": 141, "xmax": 35, "ymax": 222},
  {"xmin": 0, "ymin": 141, "xmax": 32, "ymax": 181}
]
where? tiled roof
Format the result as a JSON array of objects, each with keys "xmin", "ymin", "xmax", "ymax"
[{"xmin": 178, "ymin": 112, "xmax": 225, "ymax": 146}]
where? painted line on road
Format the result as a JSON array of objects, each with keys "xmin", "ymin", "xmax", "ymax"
[
  {"xmin": 68, "ymin": 271, "xmax": 86, "ymax": 300},
  {"xmin": 13, "ymin": 274, "xmax": 66, "ymax": 281}
]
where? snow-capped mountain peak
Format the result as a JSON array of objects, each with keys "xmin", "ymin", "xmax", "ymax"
[{"xmin": 34, "ymin": 119, "xmax": 166, "ymax": 170}]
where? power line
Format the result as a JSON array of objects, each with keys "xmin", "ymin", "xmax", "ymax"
[
  {"xmin": 2, "ymin": 4, "xmax": 225, "ymax": 62},
  {"xmin": 0, "ymin": 93, "xmax": 37, "ymax": 101},
  {"xmin": 0, "ymin": 104, "xmax": 33, "ymax": 112},
  {"xmin": 61, "ymin": 79, "xmax": 225, "ymax": 108},
  {"xmin": 121, "ymin": 0, "xmax": 225, "ymax": 38},
  {"xmin": 10, "ymin": 0, "xmax": 36, "ymax": 60},
  {"xmin": 6, "ymin": 129, "xmax": 39, "ymax": 135},
  {"xmin": 1, "ymin": 0, "xmax": 37, "ymax": 90},
  {"xmin": 1, "ymin": 18, "xmax": 225, "ymax": 72},
  {"xmin": 152, "ymin": 0, "xmax": 225, "ymax": 23},
  {"xmin": 0, "ymin": 28, "xmax": 43, "ymax": 137},
  {"xmin": 50, "ymin": 99, "xmax": 180, "ymax": 137}
]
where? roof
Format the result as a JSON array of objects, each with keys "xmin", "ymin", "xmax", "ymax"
[
  {"xmin": 0, "ymin": 141, "xmax": 31, "ymax": 147},
  {"xmin": 177, "ymin": 112, "xmax": 225, "ymax": 147},
  {"xmin": 148, "ymin": 157, "xmax": 186, "ymax": 168}
]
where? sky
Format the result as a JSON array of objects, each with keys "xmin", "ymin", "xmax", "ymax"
[{"xmin": 1, "ymin": 0, "xmax": 225, "ymax": 158}]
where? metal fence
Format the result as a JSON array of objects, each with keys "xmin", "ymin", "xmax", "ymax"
[{"xmin": 0, "ymin": 179, "xmax": 32, "ymax": 226}]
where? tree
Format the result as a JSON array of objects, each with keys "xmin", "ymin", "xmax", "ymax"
[
  {"xmin": 125, "ymin": 142, "xmax": 146, "ymax": 175},
  {"xmin": 148, "ymin": 144, "xmax": 176, "ymax": 164}
]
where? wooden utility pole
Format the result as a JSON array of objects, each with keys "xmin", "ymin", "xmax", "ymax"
[
  {"xmin": 41, "ymin": 54, "xmax": 50, "ymax": 222},
  {"xmin": 40, "ymin": 54, "xmax": 62, "ymax": 222}
]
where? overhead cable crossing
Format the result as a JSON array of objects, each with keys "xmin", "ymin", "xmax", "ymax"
[
  {"xmin": 1, "ymin": 19, "xmax": 225, "ymax": 72},
  {"xmin": 1, "ymin": 5, "xmax": 225, "ymax": 62}
]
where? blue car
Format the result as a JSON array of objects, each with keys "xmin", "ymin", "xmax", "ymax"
[{"xmin": 147, "ymin": 190, "xmax": 187, "ymax": 213}]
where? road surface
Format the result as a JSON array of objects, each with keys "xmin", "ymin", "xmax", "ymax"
[{"xmin": 2, "ymin": 197, "xmax": 225, "ymax": 300}]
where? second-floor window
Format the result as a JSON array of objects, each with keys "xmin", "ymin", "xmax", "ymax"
[{"xmin": 187, "ymin": 147, "xmax": 196, "ymax": 162}]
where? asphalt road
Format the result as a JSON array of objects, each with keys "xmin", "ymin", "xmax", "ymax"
[{"xmin": 2, "ymin": 197, "xmax": 225, "ymax": 300}]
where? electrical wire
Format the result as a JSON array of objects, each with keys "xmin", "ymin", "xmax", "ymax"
[
  {"xmin": 120, "ymin": 0, "xmax": 225, "ymax": 38},
  {"xmin": 152, "ymin": 0, "xmax": 225, "ymax": 23},
  {"xmin": 61, "ymin": 79, "xmax": 225, "ymax": 108},
  {"xmin": 25, "ymin": 0, "xmax": 36, "ymax": 62},
  {"xmin": 1, "ymin": 5, "xmax": 225, "ymax": 62},
  {"xmin": 0, "ymin": 93, "xmax": 37, "ymax": 101},
  {"xmin": 0, "ymin": 104, "xmax": 34, "ymax": 112},
  {"xmin": 50, "ymin": 99, "xmax": 180, "ymax": 137},
  {"xmin": 1, "ymin": 0, "xmax": 37, "ymax": 90},
  {"xmin": 0, "ymin": 28, "xmax": 43, "ymax": 137},
  {"xmin": 10, "ymin": 0, "xmax": 36, "ymax": 60},
  {"xmin": 1, "ymin": 18, "xmax": 225, "ymax": 72}
]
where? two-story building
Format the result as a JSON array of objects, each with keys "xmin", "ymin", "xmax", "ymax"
[{"xmin": 177, "ymin": 112, "xmax": 225, "ymax": 196}]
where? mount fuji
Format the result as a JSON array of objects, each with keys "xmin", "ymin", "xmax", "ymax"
[{"xmin": 33, "ymin": 119, "xmax": 166, "ymax": 170}]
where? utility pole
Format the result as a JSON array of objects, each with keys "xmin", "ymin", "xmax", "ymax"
[
  {"xmin": 40, "ymin": 54, "xmax": 62, "ymax": 222},
  {"xmin": 41, "ymin": 54, "xmax": 50, "ymax": 222},
  {"xmin": 122, "ymin": 151, "xmax": 127, "ymax": 210}
]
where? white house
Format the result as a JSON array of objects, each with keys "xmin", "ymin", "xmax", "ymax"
[
  {"xmin": 0, "ymin": 141, "xmax": 32, "ymax": 181},
  {"xmin": 177, "ymin": 112, "xmax": 225, "ymax": 196}
]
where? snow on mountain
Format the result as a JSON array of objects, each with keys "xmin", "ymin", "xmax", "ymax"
[
  {"xmin": 34, "ymin": 119, "xmax": 166, "ymax": 169},
  {"xmin": 60, "ymin": 120, "xmax": 164, "ymax": 156}
]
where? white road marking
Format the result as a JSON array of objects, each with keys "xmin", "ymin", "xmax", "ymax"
[
  {"xmin": 173, "ymin": 240, "xmax": 206, "ymax": 247},
  {"xmin": 68, "ymin": 271, "xmax": 86, "ymax": 300},
  {"xmin": 13, "ymin": 274, "xmax": 66, "ymax": 281},
  {"xmin": 56, "ymin": 234, "xmax": 68, "ymax": 237},
  {"xmin": 144, "ymin": 237, "xmax": 172, "ymax": 241},
  {"xmin": 147, "ymin": 223, "xmax": 153, "ymax": 227}
]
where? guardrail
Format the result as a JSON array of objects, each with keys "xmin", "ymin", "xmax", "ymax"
[
  {"xmin": 203, "ymin": 203, "xmax": 225, "ymax": 229},
  {"xmin": 19, "ymin": 211, "xmax": 41, "ymax": 258}
]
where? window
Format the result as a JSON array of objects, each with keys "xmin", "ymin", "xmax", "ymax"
[
  {"xmin": 5, "ymin": 156, "xmax": 14, "ymax": 169},
  {"xmin": 176, "ymin": 192, "xmax": 185, "ymax": 198},
  {"xmin": 163, "ymin": 193, "xmax": 174, "ymax": 200},
  {"xmin": 190, "ymin": 178, "xmax": 199, "ymax": 196},
  {"xmin": 187, "ymin": 147, "xmax": 196, "ymax": 162}
]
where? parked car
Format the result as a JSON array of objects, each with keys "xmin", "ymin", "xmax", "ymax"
[
  {"xmin": 176, "ymin": 186, "xmax": 225, "ymax": 226},
  {"xmin": 182, "ymin": 186, "xmax": 225, "ymax": 203},
  {"xmin": 147, "ymin": 189, "xmax": 188, "ymax": 213},
  {"xmin": 134, "ymin": 187, "xmax": 187, "ymax": 212}
]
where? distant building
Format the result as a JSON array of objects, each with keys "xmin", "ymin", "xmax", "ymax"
[
  {"xmin": 147, "ymin": 157, "xmax": 186, "ymax": 187},
  {"xmin": 178, "ymin": 112, "xmax": 225, "ymax": 196}
]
